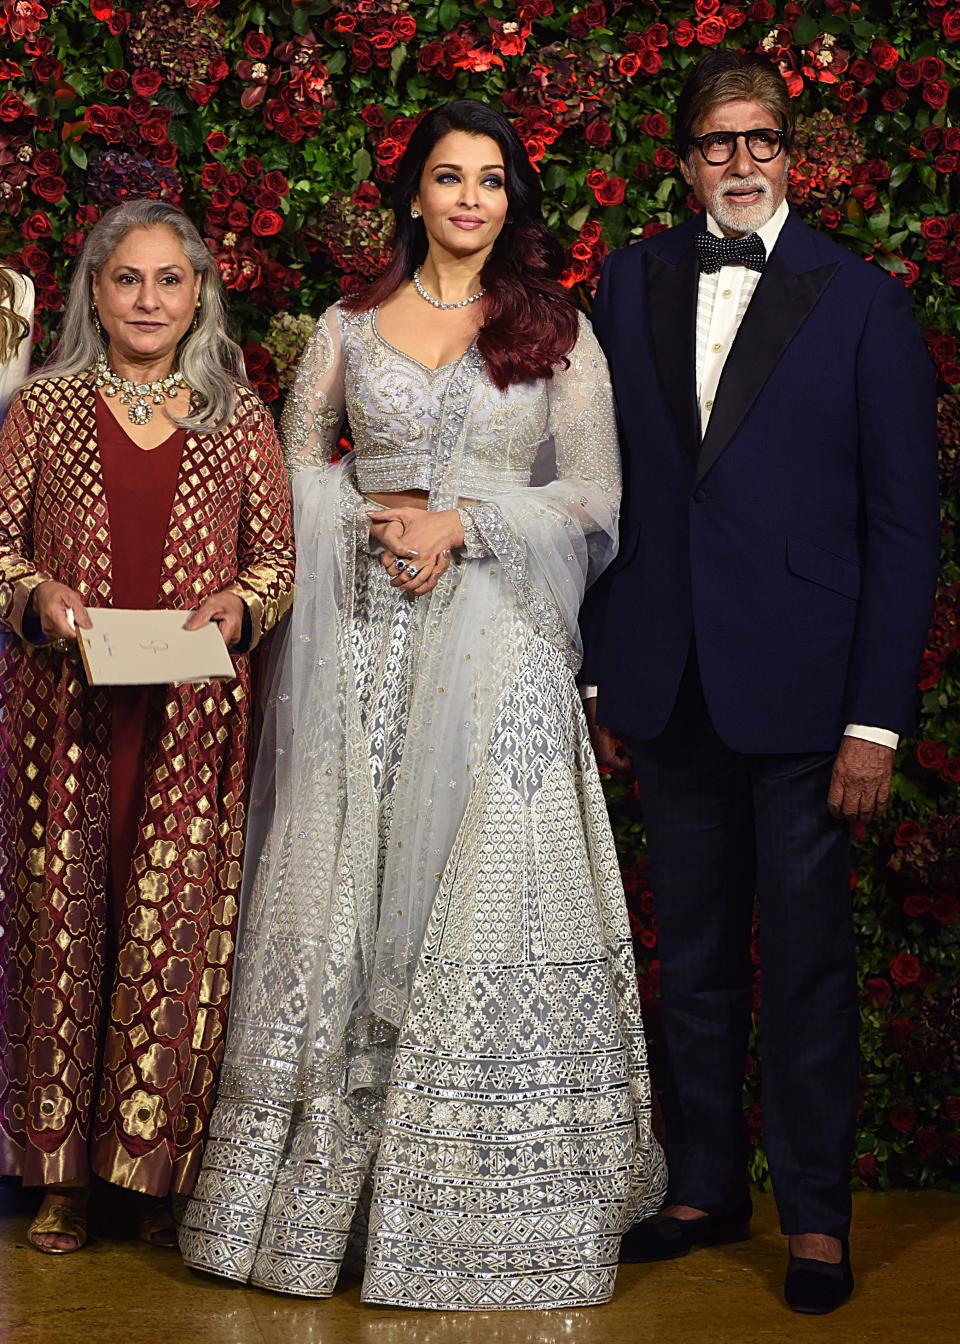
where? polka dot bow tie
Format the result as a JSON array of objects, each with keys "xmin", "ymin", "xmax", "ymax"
[{"xmin": 696, "ymin": 230, "xmax": 767, "ymax": 274}]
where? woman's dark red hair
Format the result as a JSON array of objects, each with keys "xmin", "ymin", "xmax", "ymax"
[{"xmin": 343, "ymin": 99, "xmax": 579, "ymax": 390}]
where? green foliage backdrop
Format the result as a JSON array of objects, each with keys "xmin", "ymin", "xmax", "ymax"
[{"xmin": 1, "ymin": 0, "xmax": 957, "ymax": 1189}]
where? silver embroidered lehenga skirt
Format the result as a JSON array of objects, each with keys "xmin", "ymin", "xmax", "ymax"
[{"xmin": 180, "ymin": 525, "xmax": 667, "ymax": 1310}]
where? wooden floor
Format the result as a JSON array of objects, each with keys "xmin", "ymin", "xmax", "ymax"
[{"xmin": 1, "ymin": 1185, "xmax": 957, "ymax": 1343}]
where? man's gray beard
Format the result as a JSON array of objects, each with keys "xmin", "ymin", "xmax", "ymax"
[{"xmin": 709, "ymin": 177, "xmax": 777, "ymax": 235}]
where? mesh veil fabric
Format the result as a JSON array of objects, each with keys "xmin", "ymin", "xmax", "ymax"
[{"xmin": 178, "ymin": 303, "xmax": 667, "ymax": 1308}]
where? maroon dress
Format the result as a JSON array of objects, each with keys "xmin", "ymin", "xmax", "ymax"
[{"xmin": 96, "ymin": 396, "xmax": 184, "ymax": 928}]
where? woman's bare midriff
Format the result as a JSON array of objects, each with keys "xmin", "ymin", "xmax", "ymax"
[{"xmin": 365, "ymin": 489, "xmax": 430, "ymax": 510}]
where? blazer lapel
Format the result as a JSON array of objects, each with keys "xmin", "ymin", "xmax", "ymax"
[
  {"xmin": 696, "ymin": 248, "xmax": 839, "ymax": 483},
  {"xmin": 646, "ymin": 245, "xmax": 701, "ymax": 467}
]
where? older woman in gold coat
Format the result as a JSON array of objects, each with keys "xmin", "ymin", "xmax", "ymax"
[{"xmin": 0, "ymin": 199, "xmax": 294, "ymax": 1252}]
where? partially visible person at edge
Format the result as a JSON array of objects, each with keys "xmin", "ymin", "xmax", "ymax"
[
  {"xmin": 179, "ymin": 98, "xmax": 666, "ymax": 1310},
  {"xmin": 580, "ymin": 50, "xmax": 939, "ymax": 1316},
  {"xmin": 0, "ymin": 265, "xmax": 33, "ymax": 421},
  {"xmin": 0, "ymin": 199, "xmax": 295, "ymax": 1254}
]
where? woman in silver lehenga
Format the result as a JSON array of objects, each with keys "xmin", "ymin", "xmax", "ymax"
[{"xmin": 180, "ymin": 99, "xmax": 666, "ymax": 1311}]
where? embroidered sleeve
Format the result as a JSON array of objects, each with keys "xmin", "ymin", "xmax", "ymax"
[
  {"xmin": 0, "ymin": 391, "xmax": 52, "ymax": 641},
  {"xmin": 281, "ymin": 305, "xmax": 346, "ymax": 474},
  {"xmin": 225, "ymin": 400, "xmax": 296, "ymax": 650},
  {"xmin": 548, "ymin": 312, "xmax": 621, "ymax": 500}
]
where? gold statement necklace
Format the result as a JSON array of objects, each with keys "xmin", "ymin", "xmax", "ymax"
[{"xmin": 94, "ymin": 357, "xmax": 188, "ymax": 426}]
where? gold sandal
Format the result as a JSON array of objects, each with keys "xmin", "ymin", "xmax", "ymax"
[
  {"xmin": 27, "ymin": 1199, "xmax": 88, "ymax": 1255},
  {"xmin": 137, "ymin": 1198, "xmax": 177, "ymax": 1249}
]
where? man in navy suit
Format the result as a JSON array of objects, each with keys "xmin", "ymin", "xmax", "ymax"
[{"xmin": 581, "ymin": 51, "xmax": 939, "ymax": 1314}]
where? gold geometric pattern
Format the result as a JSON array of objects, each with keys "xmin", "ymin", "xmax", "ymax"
[{"xmin": 0, "ymin": 373, "xmax": 294, "ymax": 1196}]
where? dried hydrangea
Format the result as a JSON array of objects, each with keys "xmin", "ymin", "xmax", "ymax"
[
  {"xmin": 264, "ymin": 311, "xmax": 315, "ymax": 390},
  {"xmin": 788, "ymin": 109, "xmax": 865, "ymax": 212},
  {"xmin": 86, "ymin": 149, "xmax": 181, "ymax": 207},
  {"xmin": 126, "ymin": 0, "xmax": 226, "ymax": 88}
]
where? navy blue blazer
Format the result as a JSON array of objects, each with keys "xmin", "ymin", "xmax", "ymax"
[{"xmin": 580, "ymin": 209, "xmax": 940, "ymax": 754}]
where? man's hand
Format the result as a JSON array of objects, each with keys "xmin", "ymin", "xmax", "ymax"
[
  {"xmin": 827, "ymin": 736, "xmax": 895, "ymax": 824},
  {"xmin": 33, "ymin": 580, "xmax": 91, "ymax": 641},
  {"xmin": 183, "ymin": 590, "xmax": 246, "ymax": 648},
  {"xmin": 584, "ymin": 694, "xmax": 632, "ymax": 774}
]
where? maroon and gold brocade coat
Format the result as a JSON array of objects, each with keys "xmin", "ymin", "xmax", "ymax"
[{"xmin": 0, "ymin": 374, "xmax": 294, "ymax": 1196}]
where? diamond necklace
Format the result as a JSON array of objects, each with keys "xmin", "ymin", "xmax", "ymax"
[
  {"xmin": 412, "ymin": 267, "xmax": 485, "ymax": 310},
  {"xmin": 94, "ymin": 357, "xmax": 188, "ymax": 426}
]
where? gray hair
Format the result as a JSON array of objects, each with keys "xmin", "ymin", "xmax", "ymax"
[{"xmin": 27, "ymin": 199, "xmax": 247, "ymax": 434}]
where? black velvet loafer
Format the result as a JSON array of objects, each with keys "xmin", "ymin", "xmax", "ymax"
[
  {"xmin": 619, "ymin": 1205, "xmax": 752, "ymax": 1263},
  {"xmin": 784, "ymin": 1240, "xmax": 854, "ymax": 1314}
]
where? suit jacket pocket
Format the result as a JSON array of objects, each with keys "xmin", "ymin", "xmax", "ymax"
[{"xmin": 786, "ymin": 535, "xmax": 860, "ymax": 601}]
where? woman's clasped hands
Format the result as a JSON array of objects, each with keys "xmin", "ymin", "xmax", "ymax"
[{"xmin": 367, "ymin": 506, "xmax": 465, "ymax": 596}]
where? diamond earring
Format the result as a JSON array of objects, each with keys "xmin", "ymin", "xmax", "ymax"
[{"xmin": 410, "ymin": 207, "xmax": 421, "ymax": 219}]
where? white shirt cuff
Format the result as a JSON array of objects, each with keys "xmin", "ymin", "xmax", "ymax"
[
  {"xmin": 844, "ymin": 724, "xmax": 899, "ymax": 750},
  {"xmin": 579, "ymin": 684, "xmax": 598, "ymax": 700}
]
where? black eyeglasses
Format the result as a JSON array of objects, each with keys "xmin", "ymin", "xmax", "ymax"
[{"xmin": 687, "ymin": 128, "xmax": 786, "ymax": 165}]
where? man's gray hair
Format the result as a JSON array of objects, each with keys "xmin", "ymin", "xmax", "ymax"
[{"xmin": 27, "ymin": 198, "xmax": 247, "ymax": 434}]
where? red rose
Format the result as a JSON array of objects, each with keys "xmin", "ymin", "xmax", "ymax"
[
  {"xmin": 918, "ymin": 56, "xmax": 946, "ymax": 81},
  {"xmin": 943, "ymin": 9, "xmax": 960, "ymax": 41},
  {"xmin": 945, "ymin": 128, "xmax": 960, "ymax": 151},
  {"xmin": 361, "ymin": 103, "xmax": 385, "ymax": 127},
  {"xmin": 33, "ymin": 149, "xmax": 62, "ymax": 175},
  {"xmin": 583, "ymin": 1, "xmax": 607, "ymax": 28},
  {"xmin": 75, "ymin": 204, "xmax": 99, "ymax": 225},
  {"xmin": 188, "ymin": 81, "xmax": 215, "ymax": 106},
  {"xmin": 352, "ymin": 38, "xmax": 373, "ymax": 72},
  {"xmin": 418, "ymin": 41, "xmax": 445, "ymax": 71},
  {"xmin": 585, "ymin": 120, "xmax": 612, "ymax": 147},
  {"xmin": 256, "ymin": 189, "xmax": 281, "ymax": 211},
  {"xmin": 242, "ymin": 156, "xmax": 264, "ymax": 177},
  {"xmin": 695, "ymin": 0, "xmax": 720, "ymax": 14},
  {"xmin": 889, "ymin": 1102, "xmax": 915, "ymax": 1133},
  {"xmin": 20, "ymin": 243, "xmax": 48, "ymax": 271},
  {"xmin": 819, "ymin": 206, "xmax": 841, "ymax": 230},
  {"xmin": 21, "ymin": 210, "xmax": 52, "ymax": 239},
  {"xmin": 580, "ymin": 220, "xmax": 602, "ymax": 245},
  {"xmin": 244, "ymin": 32, "xmax": 272, "ymax": 59},
  {"xmin": 639, "ymin": 48, "xmax": 663, "ymax": 75},
  {"xmin": 674, "ymin": 19, "xmax": 696, "ymax": 46},
  {"xmin": 943, "ymin": 1097, "xmax": 960, "ymax": 1124},
  {"xmin": 921, "ymin": 126, "xmax": 943, "ymax": 151},
  {"xmin": 850, "ymin": 58, "xmax": 875, "ymax": 85},
  {"xmin": 227, "ymin": 202, "xmax": 250, "ymax": 230},
  {"xmin": 941, "ymin": 758, "xmax": 960, "ymax": 782},
  {"xmin": 32, "ymin": 174, "xmax": 66, "ymax": 204},
  {"xmin": 696, "ymin": 16, "xmax": 726, "ymax": 45},
  {"xmin": 870, "ymin": 39, "xmax": 899, "ymax": 69},
  {"xmin": 889, "ymin": 951, "xmax": 921, "ymax": 986},
  {"xmin": 107, "ymin": 11, "xmax": 129, "ymax": 37},
  {"xmin": 331, "ymin": 12, "xmax": 357, "ymax": 34},
  {"xmin": 921, "ymin": 217, "xmax": 948, "ymax": 239},
  {"xmin": 864, "ymin": 977, "xmax": 891, "ymax": 1008},
  {"xmin": 262, "ymin": 170, "xmax": 289, "ymax": 196},
  {"xmin": 903, "ymin": 892, "xmax": 930, "ymax": 917},
  {"xmin": 896, "ymin": 61, "xmax": 921, "ymax": 88},
  {"xmin": 926, "ymin": 240, "xmax": 948, "ymax": 262},
  {"xmin": 132, "ymin": 70, "xmax": 162, "ymax": 97},
  {"xmin": 206, "ymin": 130, "xmax": 228, "ymax": 153},
  {"xmin": 201, "ymin": 162, "xmax": 225, "ymax": 190},
  {"xmin": 916, "ymin": 739, "xmax": 946, "ymax": 769},
  {"xmin": 932, "ymin": 893, "xmax": 959, "ymax": 925},
  {"xmin": 139, "ymin": 119, "xmax": 167, "ymax": 145},
  {"xmin": 252, "ymin": 208, "xmax": 282, "ymax": 237},
  {"xmin": 640, "ymin": 112, "xmax": 669, "ymax": 138},
  {"xmin": 618, "ymin": 53, "xmax": 640, "ymax": 78},
  {"xmin": 653, "ymin": 146, "xmax": 677, "ymax": 170},
  {"xmin": 352, "ymin": 181, "xmax": 381, "ymax": 209},
  {"xmin": 393, "ymin": 14, "xmax": 417, "ymax": 42},
  {"xmin": 923, "ymin": 80, "xmax": 951, "ymax": 110},
  {"xmin": 375, "ymin": 137, "xmax": 404, "ymax": 167},
  {"xmin": 855, "ymin": 1154, "xmax": 878, "ymax": 1182},
  {"xmin": 594, "ymin": 176, "xmax": 625, "ymax": 206},
  {"xmin": 32, "ymin": 55, "xmax": 63, "ymax": 83},
  {"xmin": 584, "ymin": 167, "xmax": 607, "ymax": 189},
  {"xmin": 223, "ymin": 171, "xmax": 243, "ymax": 197},
  {"xmin": 103, "ymin": 68, "xmax": 128, "ymax": 93},
  {"xmin": 935, "ymin": 153, "xmax": 959, "ymax": 174},
  {"xmin": 647, "ymin": 22, "xmax": 669, "ymax": 47},
  {"xmin": 152, "ymin": 142, "xmax": 177, "ymax": 167},
  {"xmin": 0, "ymin": 92, "xmax": 31, "ymax": 122},
  {"xmin": 881, "ymin": 88, "xmax": 908, "ymax": 112}
]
